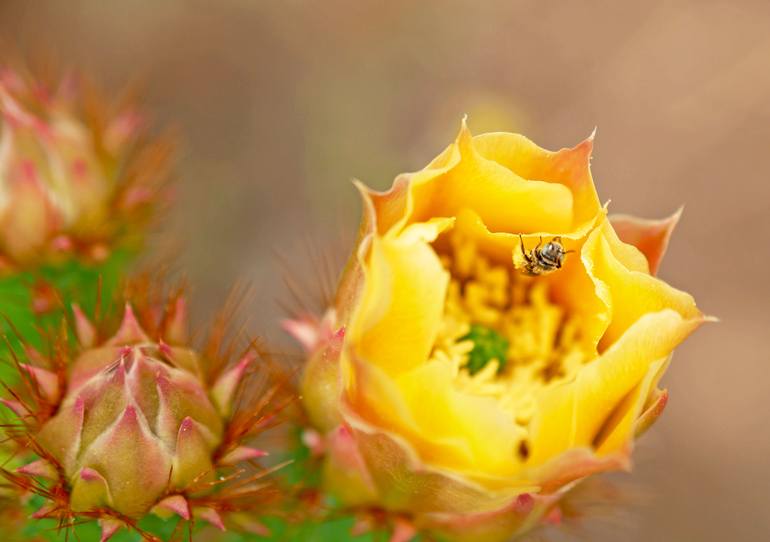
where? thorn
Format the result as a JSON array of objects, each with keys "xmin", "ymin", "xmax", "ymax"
[
  {"xmin": 171, "ymin": 417, "xmax": 212, "ymax": 489},
  {"xmin": 210, "ymin": 352, "xmax": 255, "ymax": 417},
  {"xmin": 80, "ymin": 467, "xmax": 102, "ymax": 482},
  {"xmin": 89, "ymin": 243, "xmax": 110, "ymax": 262},
  {"xmin": 195, "ymin": 507, "xmax": 225, "ymax": 531},
  {"xmin": 120, "ymin": 404, "xmax": 137, "ymax": 423},
  {"xmin": 389, "ymin": 517, "xmax": 417, "ymax": 542},
  {"xmin": 17, "ymin": 459, "xmax": 57, "ymax": 479},
  {"xmin": 164, "ymin": 296, "xmax": 188, "ymax": 344},
  {"xmin": 282, "ymin": 317, "xmax": 320, "ymax": 352},
  {"xmin": 158, "ymin": 340, "xmax": 173, "ymax": 360},
  {"xmin": 301, "ymin": 428, "xmax": 325, "ymax": 457},
  {"xmin": 0, "ymin": 398, "xmax": 29, "ymax": 417},
  {"xmin": 72, "ymin": 303, "xmax": 96, "ymax": 347},
  {"xmin": 544, "ymin": 505, "xmax": 562, "ymax": 526},
  {"xmin": 99, "ymin": 518, "xmax": 123, "ymax": 542},
  {"xmin": 106, "ymin": 304, "xmax": 149, "ymax": 346},
  {"xmin": 239, "ymin": 518, "xmax": 270, "ymax": 536},
  {"xmin": 218, "ymin": 446, "xmax": 268, "ymax": 466},
  {"xmin": 152, "ymin": 494, "xmax": 190, "ymax": 520},
  {"xmin": 51, "ymin": 234, "xmax": 74, "ymax": 252},
  {"xmin": 20, "ymin": 363, "xmax": 60, "ymax": 403},
  {"xmin": 350, "ymin": 516, "xmax": 373, "ymax": 536},
  {"xmin": 31, "ymin": 503, "xmax": 56, "ymax": 519},
  {"xmin": 23, "ymin": 344, "xmax": 46, "ymax": 366}
]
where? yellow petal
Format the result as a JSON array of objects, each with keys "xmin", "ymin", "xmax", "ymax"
[
  {"xmin": 405, "ymin": 121, "xmax": 575, "ymax": 235},
  {"xmin": 349, "ymin": 219, "xmax": 452, "ymax": 376},
  {"xmin": 586, "ymin": 224, "xmax": 701, "ymax": 350},
  {"xmin": 339, "ymin": 409, "xmax": 536, "ymax": 515},
  {"xmin": 344, "ymin": 357, "xmax": 477, "ymax": 470},
  {"xmin": 528, "ymin": 309, "xmax": 702, "ymax": 468},
  {"xmin": 593, "ymin": 356, "xmax": 670, "ymax": 455},
  {"xmin": 472, "ymin": 129, "xmax": 600, "ymax": 228},
  {"xmin": 395, "ymin": 361, "xmax": 525, "ymax": 476},
  {"xmin": 596, "ymin": 217, "xmax": 650, "ymax": 274}
]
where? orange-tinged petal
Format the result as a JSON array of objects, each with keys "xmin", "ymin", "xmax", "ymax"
[
  {"xmin": 407, "ymin": 121, "xmax": 575, "ymax": 235},
  {"xmin": 596, "ymin": 217, "xmax": 650, "ymax": 274},
  {"xmin": 634, "ymin": 388, "xmax": 669, "ymax": 438},
  {"xmin": 421, "ymin": 493, "xmax": 556, "ymax": 542},
  {"xmin": 610, "ymin": 207, "xmax": 683, "ymax": 275},
  {"xmin": 472, "ymin": 128, "xmax": 600, "ymax": 229}
]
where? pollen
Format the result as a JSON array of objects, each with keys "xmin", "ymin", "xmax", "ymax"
[{"xmin": 430, "ymin": 230, "xmax": 592, "ymax": 435}]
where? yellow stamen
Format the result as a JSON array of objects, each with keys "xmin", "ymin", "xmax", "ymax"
[{"xmin": 429, "ymin": 230, "xmax": 592, "ymax": 436}]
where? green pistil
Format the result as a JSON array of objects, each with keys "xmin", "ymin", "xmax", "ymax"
[{"xmin": 461, "ymin": 324, "xmax": 509, "ymax": 375}]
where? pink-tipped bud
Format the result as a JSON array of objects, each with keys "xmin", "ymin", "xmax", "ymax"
[
  {"xmin": 211, "ymin": 352, "xmax": 255, "ymax": 417},
  {"xmin": 72, "ymin": 303, "xmax": 96, "ymax": 347},
  {"xmin": 106, "ymin": 304, "xmax": 150, "ymax": 346},
  {"xmin": 31, "ymin": 503, "xmax": 56, "ymax": 519},
  {"xmin": 195, "ymin": 506, "xmax": 226, "ymax": 531},
  {"xmin": 7, "ymin": 292, "xmax": 287, "ymax": 531},
  {"xmin": 1, "ymin": 398, "xmax": 29, "ymax": 418},
  {"xmin": 152, "ymin": 495, "xmax": 190, "ymax": 520},
  {"xmin": 20, "ymin": 363, "xmax": 60, "ymax": 403},
  {"xmin": 0, "ymin": 67, "xmax": 172, "ymax": 270},
  {"xmin": 98, "ymin": 518, "xmax": 123, "ymax": 542},
  {"xmin": 33, "ymin": 325, "xmax": 224, "ymax": 519},
  {"xmin": 218, "ymin": 446, "xmax": 268, "ymax": 466},
  {"xmin": 17, "ymin": 459, "xmax": 57, "ymax": 479},
  {"xmin": 164, "ymin": 296, "xmax": 188, "ymax": 344}
]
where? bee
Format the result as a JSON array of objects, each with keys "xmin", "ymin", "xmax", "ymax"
[{"xmin": 518, "ymin": 234, "xmax": 572, "ymax": 276}]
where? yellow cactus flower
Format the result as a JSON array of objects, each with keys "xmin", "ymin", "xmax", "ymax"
[{"xmin": 290, "ymin": 119, "xmax": 707, "ymax": 541}]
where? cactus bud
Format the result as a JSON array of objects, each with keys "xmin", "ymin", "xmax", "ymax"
[
  {"xmin": 1, "ymin": 289, "xmax": 289, "ymax": 539},
  {"xmin": 0, "ymin": 65, "xmax": 173, "ymax": 271}
]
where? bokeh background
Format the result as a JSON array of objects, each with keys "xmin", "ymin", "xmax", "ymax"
[{"xmin": 1, "ymin": 1, "xmax": 768, "ymax": 540}]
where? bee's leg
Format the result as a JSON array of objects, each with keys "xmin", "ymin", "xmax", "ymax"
[
  {"xmin": 535, "ymin": 236, "xmax": 543, "ymax": 251},
  {"xmin": 519, "ymin": 234, "xmax": 533, "ymax": 264}
]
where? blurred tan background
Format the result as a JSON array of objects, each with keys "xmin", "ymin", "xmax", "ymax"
[{"xmin": 1, "ymin": 1, "xmax": 768, "ymax": 540}]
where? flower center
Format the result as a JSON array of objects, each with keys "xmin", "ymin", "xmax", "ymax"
[
  {"xmin": 430, "ymin": 229, "xmax": 593, "ymax": 451},
  {"xmin": 461, "ymin": 324, "xmax": 509, "ymax": 375}
]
